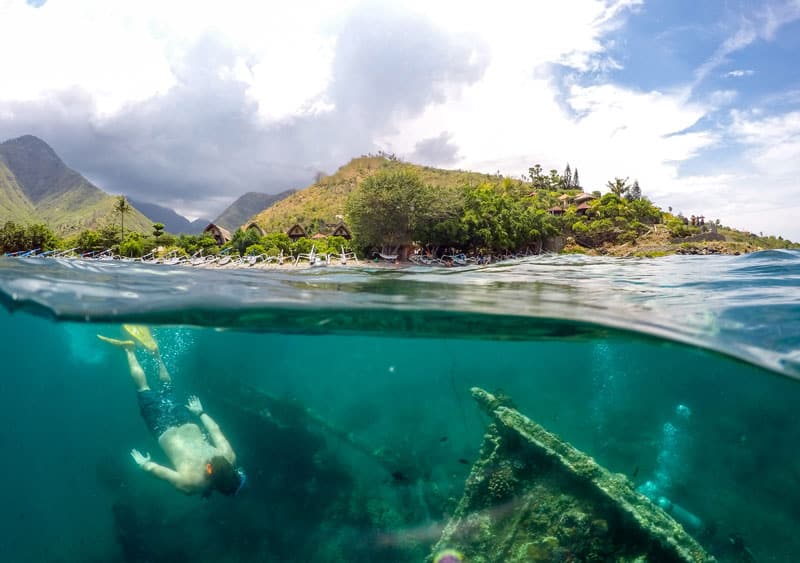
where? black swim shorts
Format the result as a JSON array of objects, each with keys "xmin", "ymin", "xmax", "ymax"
[{"xmin": 137, "ymin": 381, "xmax": 194, "ymax": 438}]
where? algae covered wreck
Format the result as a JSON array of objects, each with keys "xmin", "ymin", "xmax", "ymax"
[{"xmin": 430, "ymin": 388, "xmax": 713, "ymax": 562}]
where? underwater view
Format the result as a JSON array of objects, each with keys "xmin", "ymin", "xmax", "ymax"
[{"xmin": 1, "ymin": 251, "xmax": 800, "ymax": 562}]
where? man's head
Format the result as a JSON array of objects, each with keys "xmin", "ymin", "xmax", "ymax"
[{"xmin": 205, "ymin": 456, "xmax": 245, "ymax": 496}]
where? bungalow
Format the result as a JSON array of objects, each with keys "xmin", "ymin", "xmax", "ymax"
[
  {"xmin": 575, "ymin": 202, "xmax": 591, "ymax": 216},
  {"xmin": 286, "ymin": 223, "xmax": 308, "ymax": 242},
  {"xmin": 548, "ymin": 206, "xmax": 565, "ymax": 216},
  {"xmin": 245, "ymin": 222, "xmax": 266, "ymax": 236},
  {"xmin": 203, "ymin": 223, "xmax": 232, "ymax": 246},
  {"xmin": 286, "ymin": 221, "xmax": 352, "ymax": 241},
  {"xmin": 573, "ymin": 192, "xmax": 597, "ymax": 205},
  {"xmin": 330, "ymin": 222, "xmax": 352, "ymax": 240}
]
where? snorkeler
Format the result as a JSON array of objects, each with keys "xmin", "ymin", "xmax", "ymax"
[{"xmin": 98, "ymin": 325, "xmax": 245, "ymax": 497}]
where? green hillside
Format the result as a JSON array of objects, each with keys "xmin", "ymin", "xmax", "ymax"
[
  {"xmin": 214, "ymin": 189, "xmax": 295, "ymax": 231},
  {"xmin": 250, "ymin": 156, "xmax": 505, "ymax": 233},
  {"xmin": 0, "ymin": 160, "xmax": 37, "ymax": 224},
  {"xmin": 0, "ymin": 135, "xmax": 153, "ymax": 235}
]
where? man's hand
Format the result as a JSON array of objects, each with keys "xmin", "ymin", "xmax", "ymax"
[
  {"xmin": 130, "ymin": 449, "xmax": 151, "ymax": 468},
  {"xmin": 186, "ymin": 395, "xmax": 203, "ymax": 415}
]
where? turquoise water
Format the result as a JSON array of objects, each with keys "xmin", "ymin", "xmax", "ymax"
[{"xmin": 1, "ymin": 252, "xmax": 799, "ymax": 561}]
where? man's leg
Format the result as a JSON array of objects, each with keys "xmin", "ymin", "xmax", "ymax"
[
  {"xmin": 156, "ymin": 351, "xmax": 171, "ymax": 383},
  {"xmin": 122, "ymin": 324, "xmax": 171, "ymax": 383},
  {"xmin": 97, "ymin": 335, "xmax": 150, "ymax": 391}
]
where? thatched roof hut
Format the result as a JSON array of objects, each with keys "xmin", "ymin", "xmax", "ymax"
[
  {"xmin": 203, "ymin": 223, "xmax": 232, "ymax": 246},
  {"xmin": 330, "ymin": 222, "xmax": 352, "ymax": 239},
  {"xmin": 286, "ymin": 224, "xmax": 308, "ymax": 242},
  {"xmin": 245, "ymin": 222, "xmax": 266, "ymax": 236},
  {"xmin": 548, "ymin": 206, "xmax": 565, "ymax": 216}
]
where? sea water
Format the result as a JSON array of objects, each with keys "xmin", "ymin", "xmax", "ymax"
[{"xmin": 0, "ymin": 251, "xmax": 799, "ymax": 562}]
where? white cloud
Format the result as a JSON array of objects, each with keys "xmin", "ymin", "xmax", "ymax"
[
  {"xmin": 725, "ymin": 69, "xmax": 754, "ymax": 78},
  {"xmin": 0, "ymin": 0, "xmax": 350, "ymax": 119},
  {"xmin": 1, "ymin": 0, "xmax": 799, "ymax": 240}
]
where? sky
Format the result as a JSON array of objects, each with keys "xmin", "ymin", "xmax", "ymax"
[{"xmin": 0, "ymin": 0, "xmax": 799, "ymax": 239}]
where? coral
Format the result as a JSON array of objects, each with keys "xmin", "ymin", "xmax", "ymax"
[{"xmin": 487, "ymin": 460, "xmax": 518, "ymax": 502}]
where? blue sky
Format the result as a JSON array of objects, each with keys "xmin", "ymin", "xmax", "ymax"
[{"xmin": 0, "ymin": 0, "xmax": 799, "ymax": 239}]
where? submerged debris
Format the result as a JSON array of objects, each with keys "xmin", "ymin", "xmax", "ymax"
[{"xmin": 430, "ymin": 387, "xmax": 714, "ymax": 562}]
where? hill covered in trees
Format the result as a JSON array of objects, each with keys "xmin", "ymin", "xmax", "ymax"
[
  {"xmin": 0, "ymin": 135, "xmax": 153, "ymax": 235},
  {"xmin": 251, "ymin": 155, "xmax": 797, "ymax": 258}
]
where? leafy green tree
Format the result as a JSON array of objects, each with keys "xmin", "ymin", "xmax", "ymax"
[
  {"xmin": 291, "ymin": 237, "xmax": 313, "ymax": 256},
  {"xmin": 152, "ymin": 223, "xmax": 165, "ymax": 240},
  {"xmin": 626, "ymin": 180, "xmax": 642, "ymax": 201},
  {"xmin": 230, "ymin": 228, "xmax": 262, "ymax": 255},
  {"xmin": 528, "ymin": 164, "xmax": 547, "ymax": 190},
  {"xmin": 245, "ymin": 243, "xmax": 267, "ymax": 256},
  {"xmin": 606, "ymin": 177, "xmax": 630, "ymax": 197},
  {"xmin": 460, "ymin": 179, "xmax": 551, "ymax": 252},
  {"xmin": 345, "ymin": 169, "xmax": 436, "ymax": 251},
  {"xmin": 548, "ymin": 169, "xmax": 563, "ymax": 190},
  {"xmin": 173, "ymin": 233, "xmax": 217, "ymax": 256},
  {"xmin": 26, "ymin": 224, "xmax": 58, "ymax": 251},
  {"xmin": 120, "ymin": 232, "xmax": 145, "ymax": 258},
  {"xmin": 114, "ymin": 196, "xmax": 131, "ymax": 242},
  {"xmin": 260, "ymin": 232, "xmax": 293, "ymax": 255},
  {"xmin": 0, "ymin": 221, "xmax": 26, "ymax": 253},
  {"xmin": 76, "ymin": 229, "xmax": 103, "ymax": 253},
  {"xmin": 98, "ymin": 224, "xmax": 120, "ymax": 249}
]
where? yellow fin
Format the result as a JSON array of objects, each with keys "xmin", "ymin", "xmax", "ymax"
[
  {"xmin": 122, "ymin": 324, "xmax": 159, "ymax": 352},
  {"xmin": 97, "ymin": 334, "xmax": 135, "ymax": 349}
]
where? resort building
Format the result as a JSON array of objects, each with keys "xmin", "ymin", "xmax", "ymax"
[{"xmin": 203, "ymin": 223, "xmax": 232, "ymax": 246}]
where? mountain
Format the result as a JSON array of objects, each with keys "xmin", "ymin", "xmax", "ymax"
[
  {"xmin": 0, "ymin": 135, "xmax": 153, "ymax": 235},
  {"xmin": 213, "ymin": 189, "xmax": 295, "ymax": 231},
  {"xmin": 127, "ymin": 197, "xmax": 209, "ymax": 235}
]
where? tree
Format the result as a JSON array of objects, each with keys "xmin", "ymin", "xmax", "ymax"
[
  {"xmin": 115, "ymin": 196, "xmax": 131, "ymax": 242},
  {"xmin": 563, "ymin": 164, "xmax": 572, "ymax": 189},
  {"xmin": 548, "ymin": 169, "xmax": 563, "ymax": 190},
  {"xmin": 230, "ymin": 228, "xmax": 262, "ymax": 256},
  {"xmin": 626, "ymin": 180, "xmax": 642, "ymax": 201},
  {"xmin": 528, "ymin": 164, "xmax": 547, "ymax": 190},
  {"xmin": 606, "ymin": 177, "xmax": 630, "ymax": 197},
  {"xmin": 152, "ymin": 223, "xmax": 165, "ymax": 240},
  {"xmin": 572, "ymin": 168, "xmax": 580, "ymax": 189},
  {"xmin": 76, "ymin": 229, "xmax": 103, "ymax": 253},
  {"xmin": 345, "ymin": 169, "xmax": 435, "ymax": 252},
  {"xmin": 120, "ymin": 232, "xmax": 145, "ymax": 258},
  {"xmin": 0, "ymin": 221, "xmax": 26, "ymax": 253}
]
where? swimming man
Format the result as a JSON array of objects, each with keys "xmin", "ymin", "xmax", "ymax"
[{"xmin": 98, "ymin": 325, "xmax": 245, "ymax": 497}]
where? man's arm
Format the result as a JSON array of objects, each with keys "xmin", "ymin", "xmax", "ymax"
[
  {"xmin": 199, "ymin": 412, "xmax": 236, "ymax": 464},
  {"xmin": 130, "ymin": 449, "xmax": 192, "ymax": 492},
  {"xmin": 186, "ymin": 396, "xmax": 236, "ymax": 464},
  {"xmin": 143, "ymin": 460, "xmax": 188, "ymax": 488}
]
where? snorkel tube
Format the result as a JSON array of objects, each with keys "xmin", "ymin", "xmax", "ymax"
[{"xmin": 234, "ymin": 467, "xmax": 247, "ymax": 496}]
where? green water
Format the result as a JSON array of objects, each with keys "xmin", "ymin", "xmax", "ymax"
[
  {"xmin": 2, "ymin": 253, "xmax": 799, "ymax": 561},
  {"xmin": 2, "ymin": 310, "xmax": 797, "ymax": 561}
]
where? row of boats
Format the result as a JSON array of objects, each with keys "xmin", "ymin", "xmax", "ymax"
[{"xmin": 3, "ymin": 246, "xmax": 358, "ymax": 268}]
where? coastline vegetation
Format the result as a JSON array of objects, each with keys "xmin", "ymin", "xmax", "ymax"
[{"xmin": 1, "ymin": 155, "xmax": 797, "ymax": 259}]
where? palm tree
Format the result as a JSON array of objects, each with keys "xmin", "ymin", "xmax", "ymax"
[
  {"xmin": 115, "ymin": 196, "xmax": 131, "ymax": 243},
  {"xmin": 605, "ymin": 177, "xmax": 630, "ymax": 197}
]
